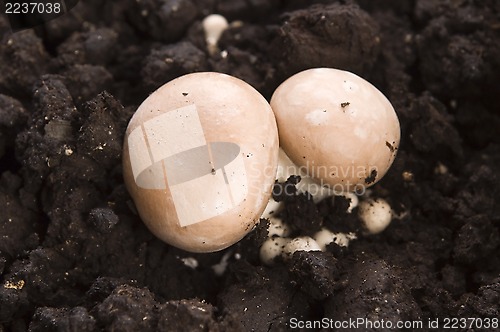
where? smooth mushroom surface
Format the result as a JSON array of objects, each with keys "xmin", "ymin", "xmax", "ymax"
[
  {"xmin": 271, "ymin": 68, "xmax": 400, "ymax": 193},
  {"xmin": 123, "ymin": 72, "xmax": 279, "ymax": 252}
]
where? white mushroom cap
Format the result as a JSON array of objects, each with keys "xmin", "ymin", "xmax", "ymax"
[
  {"xmin": 358, "ymin": 198, "xmax": 393, "ymax": 234},
  {"xmin": 270, "ymin": 68, "xmax": 401, "ymax": 193},
  {"xmin": 260, "ymin": 237, "xmax": 290, "ymax": 265},
  {"xmin": 282, "ymin": 236, "xmax": 321, "ymax": 258},
  {"xmin": 313, "ymin": 228, "xmax": 357, "ymax": 250}
]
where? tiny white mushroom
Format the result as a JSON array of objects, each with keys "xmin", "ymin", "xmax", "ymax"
[
  {"xmin": 313, "ymin": 228, "xmax": 356, "ymax": 250},
  {"xmin": 271, "ymin": 68, "xmax": 401, "ymax": 193},
  {"xmin": 358, "ymin": 198, "xmax": 393, "ymax": 234},
  {"xmin": 260, "ymin": 237, "xmax": 290, "ymax": 265},
  {"xmin": 267, "ymin": 217, "xmax": 291, "ymax": 237},
  {"xmin": 202, "ymin": 14, "xmax": 229, "ymax": 55},
  {"xmin": 211, "ymin": 251, "xmax": 232, "ymax": 276},
  {"xmin": 434, "ymin": 162, "xmax": 448, "ymax": 175},
  {"xmin": 282, "ymin": 236, "xmax": 321, "ymax": 258},
  {"xmin": 180, "ymin": 257, "xmax": 198, "ymax": 269}
]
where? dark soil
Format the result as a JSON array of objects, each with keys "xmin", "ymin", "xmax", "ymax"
[{"xmin": 1, "ymin": 0, "xmax": 499, "ymax": 331}]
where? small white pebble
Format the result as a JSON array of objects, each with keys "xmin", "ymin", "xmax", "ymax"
[
  {"xmin": 267, "ymin": 217, "xmax": 291, "ymax": 237},
  {"xmin": 337, "ymin": 232, "xmax": 357, "ymax": 247},
  {"xmin": 202, "ymin": 14, "xmax": 228, "ymax": 55},
  {"xmin": 180, "ymin": 257, "xmax": 198, "ymax": 269},
  {"xmin": 282, "ymin": 236, "xmax": 321, "ymax": 258},
  {"xmin": 260, "ymin": 237, "xmax": 290, "ymax": 265},
  {"xmin": 434, "ymin": 162, "xmax": 448, "ymax": 175},
  {"xmin": 402, "ymin": 171, "xmax": 414, "ymax": 182},
  {"xmin": 358, "ymin": 198, "xmax": 392, "ymax": 234}
]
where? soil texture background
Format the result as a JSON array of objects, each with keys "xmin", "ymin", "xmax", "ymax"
[{"xmin": 0, "ymin": 0, "xmax": 499, "ymax": 331}]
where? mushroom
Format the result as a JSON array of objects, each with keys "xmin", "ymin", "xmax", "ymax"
[
  {"xmin": 202, "ymin": 14, "xmax": 229, "ymax": 56},
  {"xmin": 123, "ymin": 72, "xmax": 279, "ymax": 252},
  {"xmin": 358, "ymin": 198, "xmax": 393, "ymax": 234},
  {"xmin": 282, "ymin": 236, "xmax": 322, "ymax": 258},
  {"xmin": 270, "ymin": 68, "xmax": 401, "ymax": 193}
]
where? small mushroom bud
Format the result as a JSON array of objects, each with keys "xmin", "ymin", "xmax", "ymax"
[
  {"xmin": 202, "ymin": 14, "xmax": 229, "ymax": 55},
  {"xmin": 358, "ymin": 198, "xmax": 393, "ymax": 234},
  {"xmin": 260, "ymin": 237, "xmax": 290, "ymax": 265},
  {"xmin": 313, "ymin": 228, "xmax": 356, "ymax": 250},
  {"xmin": 123, "ymin": 72, "xmax": 279, "ymax": 252},
  {"xmin": 270, "ymin": 68, "xmax": 400, "ymax": 193}
]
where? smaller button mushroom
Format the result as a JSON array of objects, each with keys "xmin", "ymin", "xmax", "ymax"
[
  {"xmin": 260, "ymin": 237, "xmax": 290, "ymax": 265},
  {"xmin": 271, "ymin": 68, "xmax": 401, "ymax": 193}
]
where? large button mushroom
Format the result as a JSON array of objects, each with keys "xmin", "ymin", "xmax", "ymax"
[
  {"xmin": 123, "ymin": 72, "xmax": 279, "ymax": 252},
  {"xmin": 270, "ymin": 68, "xmax": 400, "ymax": 193}
]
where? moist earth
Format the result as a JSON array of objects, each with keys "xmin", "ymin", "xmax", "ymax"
[{"xmin": 1, "ymin": 0, "xmax": 499, "ymax": 331}]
